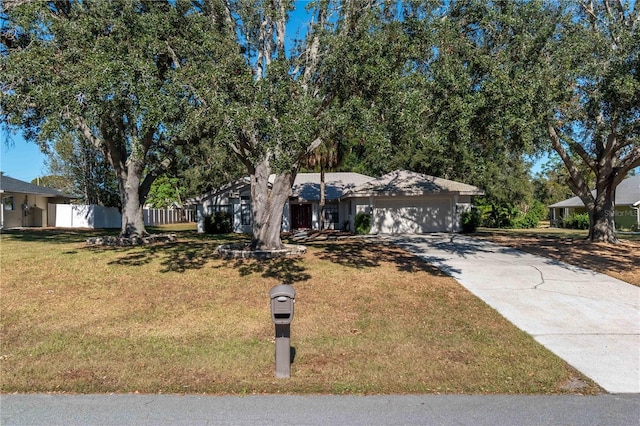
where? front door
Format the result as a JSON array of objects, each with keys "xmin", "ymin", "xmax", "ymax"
[{"xmin": 291, "ymin": 204, "xmax": 312, "ymax": 230}]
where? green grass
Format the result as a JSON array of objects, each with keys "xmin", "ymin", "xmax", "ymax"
[{"xmin": 0, "ymin": 226, "xmax": 600, "ymax": 394}]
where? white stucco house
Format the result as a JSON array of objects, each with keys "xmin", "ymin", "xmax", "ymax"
[{"xmin": 194, "ymin": 170, "xmax": 484, "ymax": 234}]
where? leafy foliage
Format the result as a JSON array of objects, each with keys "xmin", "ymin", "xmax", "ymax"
[
  {"xmin": 511, "ymin": 201, "xmax": 547, "ymax": 229},
  {"xmin": 45, "ymin": 133, "xmax": 119, "ymax": 206},
  {"xmin": 460, "ymin": 208, "xmax": 481, "ymax": 234},
  {"xmin": 1, "ymin": 0, "xmax": 235, "ymax": 236},
  {"xmin": 354, "ymin": 212, "xmax": 372, "ymax": 235},
  {"xmin": 203, "ymin": 212, "xmax": 233, "ymax": 234},
  {"xmin": 145, "ymin": 176, "xmax": 185, "ymax": 209},
  {"xmin": 561, "ymin": 213, "xmax": 591, "ymax": 230}
]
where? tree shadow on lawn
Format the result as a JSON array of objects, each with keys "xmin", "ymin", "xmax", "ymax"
[
  {"xmin": 308, "ymin": 239, "xmax": 450, "ymax": 277},
  {"xmin": 1, "ymin": 228, "xmax": 114, "ymax": 245},
  {"xmin": 104, "ymin": 240, "xmax": 218, "ymax": 273},
  {"xmin": 102, "ymin": 233, "xmax": 310, "ymax": 282},
  {"xmin": 217, "ymin": 257, "xmax": 311, "ymax": 284}
]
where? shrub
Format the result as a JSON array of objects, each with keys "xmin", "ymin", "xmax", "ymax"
[
  {"xmin": 561, "ymin": 212, "xmax": 590, "ymax": 230},
  {"xmin": 479, "ymin": 203, "xmax": 520, "ymax": 228},
  {"xmin": 460, "ymin": 208, "xmax": 481, "ymax": 233},
  {"xmin": 512, "ymin": 201, "xmax": 547, "ymax": 229},
  {"xmin": 204, "ymin": 211, "xmax": 233, "ymax": 234},
  {"xmin": 354, "ymin": 212, "xmax": 371, "ymax": 235}
]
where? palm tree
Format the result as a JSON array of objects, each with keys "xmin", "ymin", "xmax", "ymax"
[{"xmin": 305, "ymin": 139, "xmax": 343, "ymax": 230}]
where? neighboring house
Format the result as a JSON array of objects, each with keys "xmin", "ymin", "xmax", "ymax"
[
  {"xmin": 0, "ymin": 174, "xmax": 74, "ymax": 229},
  {"xmin": 195, "ymin": 170, "xmax": 484, "ymax": 234},
  {"xmin": 549, "ymin": 174, "xmax": 640, "ymax": 230}
]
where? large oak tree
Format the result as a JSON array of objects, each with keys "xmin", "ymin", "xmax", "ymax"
[
  {"xmin": 439, "ymin": 0, "xmax": 639, "ymax": 242},
  {"xmin": 1, "ymin": 0, "xmax": 234, "ymax": 237}
]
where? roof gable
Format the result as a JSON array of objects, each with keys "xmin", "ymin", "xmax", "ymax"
[
  {"xmin": 342, "ymin": 170, "xmax": 484, "ymax": 198},
  {"xmin": 549, "ymin": 174, "xmax": 640, "ymax": 208},
  {"xmin": 0, "ymin": 174, "xmax": 70, "ymax": 198}
]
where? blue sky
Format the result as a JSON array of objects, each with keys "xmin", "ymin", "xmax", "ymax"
[{"xmin": 1, "ymin": 130, "xmax": 48, "ymax": 183}]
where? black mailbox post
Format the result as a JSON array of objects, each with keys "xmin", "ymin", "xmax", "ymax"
[{"xmin": 269, "ymin": 284, "xmax": 295, "ymax": 378}]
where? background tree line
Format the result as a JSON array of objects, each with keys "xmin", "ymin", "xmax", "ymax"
[{"xmin": 2, "ymin": 0, "xmax": 637, "ymax": 245}]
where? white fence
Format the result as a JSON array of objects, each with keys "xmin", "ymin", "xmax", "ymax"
[
  {"xmin": 49, "ymin": 204, "xmax": 196, "ymax": 229},
  {"xmin": 144, "ymin": 208, "xmax": 196, "ymax": 226}
]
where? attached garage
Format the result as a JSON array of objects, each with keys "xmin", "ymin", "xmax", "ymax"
[
  {"xmin": 372, "ymin": 197, "xmax": 453, "ymax": 234},
  {"xmin": 341, "ymin": 170, "xmax": 484, "ymax": 234}
]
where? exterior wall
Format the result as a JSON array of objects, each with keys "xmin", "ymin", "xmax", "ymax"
[
  {"xmin": 339, "ymin": 200, "xmax": 351, "ymax": 231},
  {"xmin": 344, "ymin": 195, "xmax": 466, "ymax": 234},
  {"xmin": 551, "ymin": 205, "xmax": 639, "ymax": 230},
  {"xmin": 371, "ymin": 196, "xmax": 453, "ymax": 234},
  {"xmin": 453, "ymin": 195, "xmax": 473, "ymax": 233},
  {"xmin": 198, "ymin": 188, "xmax": 252, "ymax": 234},
  {"xmin": 1, "ymin": 192, "xmax": 53, "ymax": 228}
]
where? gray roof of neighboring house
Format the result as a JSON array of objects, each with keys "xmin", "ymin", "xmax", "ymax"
[
  {"xmin": 291, "ymin": 172, "xmax": 373, "ymax": 201},
  {"xmin": 549, "ymin": 174, "xmax": 640, "ymax": 208},
  {"xmin": 0, "ymin": 174, "xmax": 71, "ymax": 198},
  {"xmin": 341, "ymin": 170, "xmax": 485, "ymax": 198}
]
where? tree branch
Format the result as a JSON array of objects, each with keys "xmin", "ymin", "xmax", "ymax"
[
  {"xmin": 616, "ymin": 145, "xmax": 640, "ymax": 177},
  {"xmin": 75, "ymin": 116, "xmax": 103, "ymax": 152},
  {"xmin": 547, "ymin": 122, "xmax": 593, "ymax": 203}
]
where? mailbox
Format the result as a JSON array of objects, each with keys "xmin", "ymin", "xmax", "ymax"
[{"xmin": 270, "ymin": 284, "xmax": 296, "ymax": 325}]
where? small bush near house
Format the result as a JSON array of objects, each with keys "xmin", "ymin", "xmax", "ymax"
[
  {"xmin": 204, "ymin": 212, "xmax": 233, "ymax": 234},
  {"xmin": 561, "ymin": 212, "xmax": 590, "ymax": 230},
  {"xmin": 479, "ymin": 203, "xmax": 520, "ymax": 228},
  {"xmin": 512, "ymin": 201, "xmax": 547, "ymax": 229},
  {"xmin": 354, "ymin": 212, "xmax": 371, "ymax": 235},
  {"xmin": 460, "ymin": 208, "xmax": 481, "ymax": 233}
]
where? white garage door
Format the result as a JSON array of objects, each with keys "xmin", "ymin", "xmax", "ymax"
[{"xmin": 372, "ymin": 197, "xmax": 452, "ymax": 233}]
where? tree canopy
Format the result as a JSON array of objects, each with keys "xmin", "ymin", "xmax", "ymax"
[
  {"xmin": 3, "ymin": 0, "xmax": 637, "ymax": 243},
  {"xmin": 1, "ymin": 0, "xmax": 236, "ymax": 237}
]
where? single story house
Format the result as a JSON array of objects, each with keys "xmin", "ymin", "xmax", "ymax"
[
  {"xmin": 549, "ymin": 174, "xmax": 640, "ymax": 230},
  {"xmin": 0, "ymin": 174, "xmax": 74, "ymax": 229},
  {"xmin": 195, "ymin": 170, "xmax": 484, "ymax": 234}
]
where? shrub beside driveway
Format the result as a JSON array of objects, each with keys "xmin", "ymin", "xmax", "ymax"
[{"xmin": 0, "ymin": 227, "xmax": 601, "ymax": 394}]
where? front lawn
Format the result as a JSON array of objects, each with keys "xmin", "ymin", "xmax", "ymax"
[{"xmin": 0, "ymin": 226, "xmax": 599, "ymax": 394}]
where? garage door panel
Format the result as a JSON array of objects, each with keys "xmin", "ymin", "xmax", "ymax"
[{"xmin": 373, "ymin": 198, "xmax": 451, "ymax": 233}]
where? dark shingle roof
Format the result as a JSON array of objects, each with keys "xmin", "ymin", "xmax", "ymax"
[{"xmin": 0, "ymin": 174, "xmax": 69, "ymax": 197}]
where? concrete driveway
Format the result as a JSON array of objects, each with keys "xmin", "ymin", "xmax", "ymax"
[{"xmin": 387, "ymin": 234, "xmax": 640, "ymax": 394}]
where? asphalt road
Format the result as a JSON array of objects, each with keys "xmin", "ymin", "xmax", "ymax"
[{"xmin": 2, "ymin": 394, "xmax": 639, "ymax": 425}]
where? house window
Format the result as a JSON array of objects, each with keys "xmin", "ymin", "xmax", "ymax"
[
  {"xmin": 209, "ymin": 204, "xmax": 231, "ymax": 215},
  {"xmin": 241, "ymin": 203, "xmax": 251, "ymax": 226},
  {"xmin": 3, "ymin": 196, "xmax": 14, "ymax": 211},
  {"xmin": 324, "ymin": 203, "xmax": 339, "ymax": 227}
]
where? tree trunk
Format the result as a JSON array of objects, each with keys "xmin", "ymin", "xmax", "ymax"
[
  {"xmin": 250, "ymin": 158, "xmax": 293, "ymax": 250},
  {"xmin": 588, "ymin": 183, "xmax": 617, "ymax": 243},
  {"xmin": 118, "ymin": 160, "xmax": 148, "ymax": 238},
  {"xmin": 319, "ymin": 165, "xmax": 326, "ymax": 230}
]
